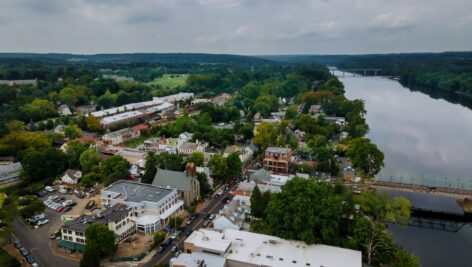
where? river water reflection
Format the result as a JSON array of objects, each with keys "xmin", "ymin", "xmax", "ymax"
[{"xmin": 341, "ymin": 75, "xmax": 472, "ymax": 267}]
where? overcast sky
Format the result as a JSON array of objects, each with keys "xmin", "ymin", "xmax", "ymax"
[{"xmin": 0, "ymin": 0, "xmax": 471, "ymax": 55}]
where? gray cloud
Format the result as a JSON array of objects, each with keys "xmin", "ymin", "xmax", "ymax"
[{"xmin": 0, "ymin": 0, "xmax": 470, "ymax": 54}]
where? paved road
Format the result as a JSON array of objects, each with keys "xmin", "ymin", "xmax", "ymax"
[
  {"xmin": 12, "ymin": 216, "xmax": 79, "ymax": 267},
  {"xmin": 141, "ymin": 183, "xmax": 237, "ymax": 267}
]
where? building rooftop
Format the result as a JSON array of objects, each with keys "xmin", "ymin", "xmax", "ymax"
[
  {"xmin": 91, "ymin": 98, "xmax": 163, "ymax": 118},
  {"xmin": 223, "ymin": 229, "xmax": 362, "ymax": 267},
  {"xmin": 104, "ymin": 127, "xmax": 133, "ymax": 138},
  {"xmin": 101, "ymin": 111, "xmax": 143, "ymax": 125},
  {"xmin": 62, "ymin": 203, "xmax": 129, "ymax": 232},
  {"xmin": 266, "ymin": 147, "xmax": 290, "ymax": 154},
  {"xmin": 152, "ymin": 169, "xmax": 197, "ymax": 192},
  {"xmin": 0, "ymin": 162, "xmax": 22, "ymax": 174},
  {"xmin": 102, "ymin": 180, "xmax": 176, "ymax": 204},
  {"xmin": 249, "ymin": 169, "xmax": 272, "ymax": 183},
  {"xmin": 170, "ymin": 252, "xmax": 226, "ymax": 267},
  {"xmin": 180, "ymin": 142, "xmax": 198, "ymax": 151},
  {"xmin": 185, "ymin": 229, "xmax": 231, "ymax": 254}
]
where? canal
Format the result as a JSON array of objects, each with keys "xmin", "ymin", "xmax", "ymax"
[{"xmin": 341, "ymin": 74, "xmax": 472, "ymax": 267}]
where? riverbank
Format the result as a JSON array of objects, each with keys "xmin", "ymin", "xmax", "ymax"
[{"xmin": 341, "ymin": 74, "xmax": 472, "ymax": 267}]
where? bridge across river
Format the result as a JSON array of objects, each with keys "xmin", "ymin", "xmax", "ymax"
[
  {"xmin": 328, "ymin": 67, "xmax": 385, "ymax": 77},
  {"xmin": 372, "ymin": 169, "xmax": 472, "ymax": 197}
]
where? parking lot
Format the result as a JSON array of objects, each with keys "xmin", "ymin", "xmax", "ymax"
[{"xmin": 11, "ymin": 187, "xmax": 101, "ymax": 267}]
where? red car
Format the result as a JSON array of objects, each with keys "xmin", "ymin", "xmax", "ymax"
[{"xmin": 56, "ymin": 206, "xmax": 65, "ymax": 212}]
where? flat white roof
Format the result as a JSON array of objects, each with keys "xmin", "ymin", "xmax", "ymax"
[
  {"xmin": 170, "ymin": 252, "xmax": 226, "ymax": 267},
  {"xmin": 136, "ymin": 215, "xmax": 160, "ymax": 225},
  {"xmin": 223, "ymin": 229, "xmax": 362, "ymax": 267},
  {"xmin": 91, "ymin": 98, "xmax": 163, "ymax": 117},
  {"xmin": 101, "ymin": 111, "xmax": 143, "ymax": 125},
  {"xmin": 185, "ymin": 229, "xmax": 231, "ymax": 254}
]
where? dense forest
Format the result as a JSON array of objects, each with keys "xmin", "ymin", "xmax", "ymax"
[{"xmin": 262, "ymin": 52, "xmax": 472, "ymax": 97}]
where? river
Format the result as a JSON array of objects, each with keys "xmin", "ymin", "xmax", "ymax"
[{"xmin": 340, "ymin": 74, "xmax": 472, "ymax": 267}]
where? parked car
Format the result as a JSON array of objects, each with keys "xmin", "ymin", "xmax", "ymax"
[
  {"xmin": 36, "ymin": 190, "xmax": 47, "ymax": 197},
  {"xmin": 45, "ymin": 186, "xmax": 55, "ymax": 192},
  {"xmin": 161, "ymin": 238, "xmax": 172, "ymax": 247},
  {"xmin": 37, "ymin": 219, "xmax": 49, "ymax": 226},
  {"xmin": 58, "ymin": 188, "xmax": 68, "ymax": 194},
  {"xmin": 19, "ymin": 247, "xmax": 29, "ymax": 257},
  {"xmin": 62, "ymin": 206, "xmax": 72, "ymax": 212},
  {"xmin": 48, "ymin": 195, "xmax": 58, "ymax": 200},
  {"xmin": 86, "ymin": 200, "xmax": 96, "ymax": 210},
  {"xmin": 31, "ymin": 263, "xmax": 39, "ymax": 267},
  {"xmin": 207, "ymin": 214, "xmax": 215, "ymax": 220},
  {"xmin": 171, "ymin": 245, "xmax": 178, "ymax": 253},
  {"xmin": 156, "ymin": 246, "xmax": 165, "ymax": 253},
  {"xmin": 13, "ymin": 240, "xmax": 22, "ymax": 249},
  {"xmin": 203, "ymin": 219, "xmax": 211, "ymax": 227},
  {"xmin": 26, "ymin": 255, "xmax": 34, "ymax": 264},
  {"xmin": 56, "ymin": 206, "xmax": 65, "ymax": 212},
  {"xmin": 55, "ymin": 197, "xmax": 66, "ymax": 203}
]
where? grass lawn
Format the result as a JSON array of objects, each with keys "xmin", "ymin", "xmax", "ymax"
[{"xmin": 150, "ymin": 74, "xmax": 188, "ymax": 88}]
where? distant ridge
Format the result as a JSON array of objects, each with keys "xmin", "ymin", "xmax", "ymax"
[{"xmin": 0, "ymin": 53, "xmax": 275, "ymax": 65}]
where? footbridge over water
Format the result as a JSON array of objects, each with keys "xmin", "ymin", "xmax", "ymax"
[{"xmin": 371, "ymin": 169, "xmax": 472, "ymax": 197}]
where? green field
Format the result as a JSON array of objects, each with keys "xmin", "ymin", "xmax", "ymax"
[{"xmin": 150, "ymin": 74, "xmax": 188, "ymax": 88}]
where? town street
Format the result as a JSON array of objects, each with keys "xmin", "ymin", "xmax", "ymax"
[{"xmin": 141, "ymin": 183, "xmax": 237, "ymax": 267}]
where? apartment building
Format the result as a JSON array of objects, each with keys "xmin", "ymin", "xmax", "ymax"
[
  {"xmin": 101, "ymin": 180, "xmax": 184, "ymax": 234},
  {"xmin": 59, "ymin": 203, "xmax": 135, "ymax": 252},
  {"xmin": 262, "ymin": 147, "xmax": 292, "ymax": 175}
]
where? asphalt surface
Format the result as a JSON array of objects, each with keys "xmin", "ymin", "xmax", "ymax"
[
  {"xmin": 12, "ymin": 215, "xmax": 79, "ymax": 267},
  {"xmin": 10, "ymin": 185, "xmax": 236, "ymax": 267},
  {"xmin": 141, "ymin": 183, "xmax": 237, "ymax": 267}
]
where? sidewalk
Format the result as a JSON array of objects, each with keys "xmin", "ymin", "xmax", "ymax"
[
  {"xmin": 3, "ymin": 244, "xmax": 30, "ymax": 267},
  {"xmin": 50, "ymin": 239, "xmax": 81, "ymax": 261},
  {"xmin": 102, "ymin": 249, "xmax": 157, "ymax": 267}
]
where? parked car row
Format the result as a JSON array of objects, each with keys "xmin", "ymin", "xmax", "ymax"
[
  {"xmin": 43, "ymin": 195, "xmax": 76, "ymax": 213},
  {"xmin": 13, "ymin": 240, "xmax": 39, "ymax": 267}
]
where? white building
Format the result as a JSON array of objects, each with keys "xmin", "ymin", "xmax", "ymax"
[
  {"xmin": 61, "ymin": 169, "xmax": 82, "ymax": 185},
  {"xmin": 155, "ymin": 92, "xmax": 194, "ymax": 103},
  {"xmin": 170, "ymin": 252, "xmax": 226, "ymax": 267},
  {"xmin": 58, "ymin": 105, "xmax": 73, "ymax": 116},
  {"xmin": 0, "ymin": 162, "xmax": 22, "ymax": 185},
  {"xmin": 100, "ymin": 111, "xmax": 145, "ymax": 128},
  {"xmin": 184, "ymin": 229, "xmax": 362, "ymax": 267},
  {"xmin": 91, "ymin": 98, "xmax": 164, "ymax": 118},
  {"xmin": 102, "ymin": 127, "xmax": 141, "ymax": 145},
  {"xmin": 60, "ymin": 203, "xmax": 135, "ymax": 251},
  {"xmin": 101, "ymin": 180, "xmax": 184, "ymax": 234}
]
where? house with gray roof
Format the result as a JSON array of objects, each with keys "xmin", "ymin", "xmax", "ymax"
[{"xmin": 152, "ymin": 168, "xmax": 200, "ymax": 207}]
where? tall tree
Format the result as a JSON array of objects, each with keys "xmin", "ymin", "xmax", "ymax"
[
  {"xmin": 188, "ymin": 151, "xmax": 205, "ymax": 166},
  {"xmin": 209, "ymin": 154, "xmax": 227, "ymax": 181},
  {"xmin": 196, "ymin": 172, "xmax": 211, "ymax": 198},
  {"xmin": 347, "ymin": 137, "xmax": 384, "ymax": 179},
  {"xmin": 79, "ymin": 148, "xmax": 101, "ymax": 173},
  {"xmin": 253, "ymin": 122, "xmax": 277, "ymax": 150},
  {"xmin": 225, "ymin": 152, "xmax": 242, "ymax": 180},
  {"xmin": 351, "ymin": 217, "xmax": 393, "ymax": 266},
  {"xmin": 265, "ymin": 178, "xmax": 342, "ymax": 245},
  {"xmin": 100, "ymin": 155, "xmax": 130, "ymax": 185},
  {"xmin": 81, "ymin": 224, "xmax": 117, "ymax": 267},
  {"xmin": 142, "ymin": 152, "xmax": 158, "ymax": 184}
]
